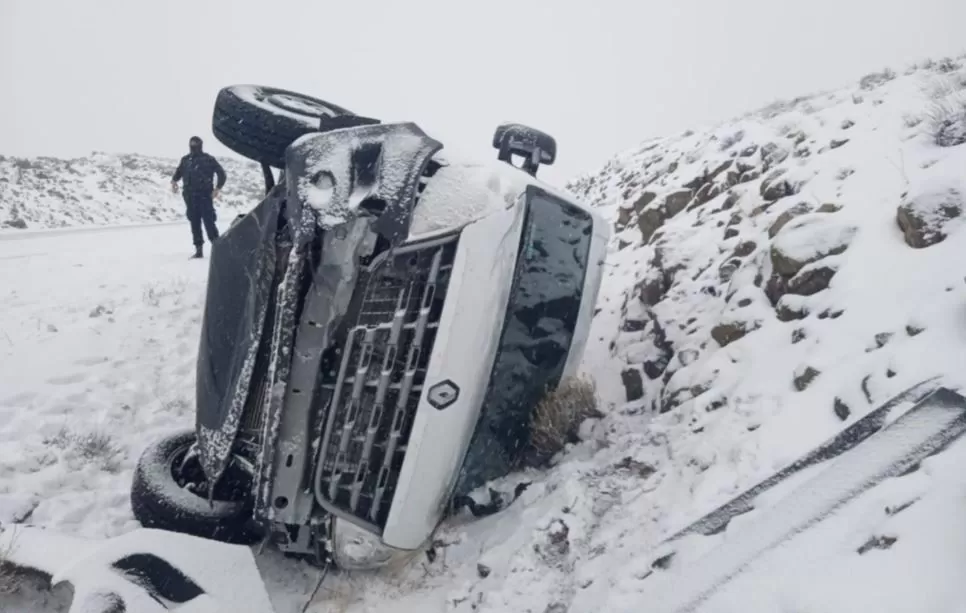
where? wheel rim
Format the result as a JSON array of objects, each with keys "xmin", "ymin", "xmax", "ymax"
[
  {"xmin": 168, "ymin": 443, "xmax": 252, "ymax": 504},
  {"xmin": 266, "ymin": 93, "xmax": 340, "ymax": 118}
]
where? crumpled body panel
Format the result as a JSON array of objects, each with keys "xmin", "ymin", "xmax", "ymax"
[
  {"xmin": 196, "ymin": 122, "xmax": 442, "ymax": 490},
  {"xmin": 196, "ymin": 189, "xmax": 285, "ymax": 484}
]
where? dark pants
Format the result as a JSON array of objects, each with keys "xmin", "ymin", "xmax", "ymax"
[{"xmin": 184, "ymin": 192, "xmax": 219, "ymax": 246}]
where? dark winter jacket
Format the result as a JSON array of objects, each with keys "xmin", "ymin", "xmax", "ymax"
[{"xmin": 172, "ymin": 152, "xmax": 227, "ymax": 195}]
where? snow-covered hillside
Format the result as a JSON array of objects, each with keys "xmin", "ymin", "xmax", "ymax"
[
  {"xmin": 4, "ymin": 55, "xmax": 966, "ymax": 613},
  {"xmin": 0, "ymin": 152, "xmax": 264, "ymax": 230}
]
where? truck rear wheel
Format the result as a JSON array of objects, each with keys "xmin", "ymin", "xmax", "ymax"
[{"xmin": 211, "ymin": 85, "xmax": 357, "ymax": 169}]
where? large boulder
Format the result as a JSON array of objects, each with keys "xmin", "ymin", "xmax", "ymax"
[
  {"xmin": 770, "ymin": 216, "xmax": 858, "ymax": 277},
  {"xmin": 786, "ymin": 262, "xmax": 840, "ymax": 296},
  {"xmin": 637, "ymin": 206, "xmax": 667, "ymax": 244},
  {"xmin": 768, "ymin": 202, "xmax": 813, "ymax": 238},
  {"xmin": 621, "ymin": 369, "xmax": 644, "ymax": 402},
  {"xmin": 759, "ymin": 169, "xmax": 799, "ymax": 201},
  {"xmin": 711, "ymin": 318, "xmax": 762, "ymax": 347},
  {"xmin": 664, "ymin": 189, "xmax": 694, "ymax": 218},
  {"xmin": 896, "ymin": 186, "xmax": 964, "ymax": 248}
]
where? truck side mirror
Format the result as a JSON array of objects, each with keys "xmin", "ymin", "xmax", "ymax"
[{"xmin": 492, "ymin": 123, "xmax": 557, "ymax": 177}]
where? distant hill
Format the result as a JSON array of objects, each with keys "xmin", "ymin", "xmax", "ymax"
[{"xmin": 0, "ymin": 152, "xmax": 264, "ymax": 230}]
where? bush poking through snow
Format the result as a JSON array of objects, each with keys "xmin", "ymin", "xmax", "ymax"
[
  {"xmin": 0, "ymin": 538, "xmax": 19, "ymax": 596},
  {"xmin": 859, "ymin": 68, "xmax": 896, "ymax": 90},
  {"xmin": 526, "ymin": 376, "xmax": 603, "ymax": 466},
  {"xmin": 925, "ymin": 94, "xmax": 966, "ymax": 147},
  {"xmin": 43, "ymin": 426, "xmax": 121, "ymax": 472}
]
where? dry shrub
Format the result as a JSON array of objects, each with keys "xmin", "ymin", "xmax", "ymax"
[
  {"xmin": 526, "ymin": 376, "xmax": 604, "ymax": 466},
  {"xmin": 43, "ymin": 425, "xmax": 121, "ymax": 472},
  {"xmin": 0, "ymin": 530, "xmax": 22, "ymax": 596},
  {"xmin": 925, "ymin": 93, "xmax": 966, "ymax": 147}
]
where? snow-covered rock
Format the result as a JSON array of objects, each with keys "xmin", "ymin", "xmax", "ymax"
[{"xmin": 896, "ymin": 181, "xmax": 965, "ymax": 248}]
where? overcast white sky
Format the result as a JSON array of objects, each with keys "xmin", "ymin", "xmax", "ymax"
[{"xmin": 2, "ymin": 0, "xmax": 965, "ymax": 185}]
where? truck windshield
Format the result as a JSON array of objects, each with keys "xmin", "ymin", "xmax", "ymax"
[{"xmin": 456, "ymin": 186, "xmax": 594, "ymax": 495}]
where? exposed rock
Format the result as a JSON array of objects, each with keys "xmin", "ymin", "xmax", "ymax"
[
  {"xmin": 719, "ymin": 190, "xmax": 741, "ymax": 211},
  {"xmin": 857, "ymin": 535, "xmax": 897, "ymax": 555},
  {"xmin": 617, "ymin": 206, "xmax": 634, "ymax": 229},
  {"xmin": 759, "ymin": 169, "xmax": 797, "ymax": 201},
  {"xmin": 708, "ymin": 159, "xmax": 734, "ymax": 180},
  {"xmin": 787, "ymin": 263, "xmax": 838, "ymax": 296},
  {"xmin": 791, "ymin": 328, "xmax": 807, "ymax": 344},
  {"xmin": 739, "ymin": 144, "xmax": 759, "ymax": 157},
  {"xmin": 711, "ymin": 319, "xmax": 761, "ymax": 347},
  {"xmin": 751, "ymin": 202, "xmax": 775, "ymax": 217},
  {"xmin": 768, "ymin": 202, "xmax": 813, "ymax": 238},
  {"xmin": 834, "ymin": 397, "xmax": 851, "ymax": 421},
  {"xmin": 760, "ymin": 142, "xmax": 790, "ymax": 166},
  {"xmin": 738, "ymin": 169, "xmax": 762, "ymax": 184},
  {"xmin": 817, "ymin": 202, "xmax": 843, "ymax": 213},
  {"xmin": 787, "ymin": 131, "xmax": 807, "ymax": 146},
  {"xmin": 618, "ymin": 239, "xmax": 632, "ymax": 251},
  {"xmin": 873, "ymin": 332, "xmax": 894, "ymax": 349},
  {"xmin": 816, "ymin": 308, "xmax": 845, "ymax": 320},
  {"xmin": 678, "ymin": 349, "xmax": 700, "ymax": 366},
  {"xmin": 621, "ymin": 369, "xmax": 644, "ymax": 402},
  {"xmin": 764, "ymin": 271, "xmax": 788, "ymax": 306},
  {"xmin": 664, "ymin": 189, "xmax": 694, "ymax": 218},
  {"xmin": 614, "ymin": 456, "xmax": 658, "ymax": 479},
  {"xmin": 793, "ymin": 366, "xmax": 821, "ymax": 391},
  {"xmin": 643, "ymin": 319, "xmax": 675, "ymax": 380},
  {"xmin": 858, "ymin": 374, "xmax": 880, "ymax": 404},
  {"xmin": 718, "ymin": 258, "xmax": 742, "ymax": 283},
  {"xmin": 841, "ymin": 119, "xmax": 855, "ymax": 130},
  {"xmin": 906, "ymin": 324, "xmax": 925, "ymax": 336},
  {"xmin": 736, "ymin": 158, "xmax": 758, "ymax": 173},
  {"xmin": 723, "ymin": 227, "xmax": 740, "ymax": 240},
  {"xmin": 732, "ymin": 241, "xmax": 757, "ymax": 258},
  {"xmin": 636, "ymin": 274, "xmax": 667, "ymax": 307},
  {"xmin": 776, "ymin": 297, "xmax": 809, "ymax": 321},
  {"xmin": 688, "ymin": 183, "xmax": 723, "ymax": 211},
  {"xmin": 477, "ymin": 564, "xmax": 492, "ymax": 579},
  {"xmin": 896, "ymin": 186, "xmax": 964, "ymax": 248},
  {"xmin": 660, "ymin": 388, "xmax": 693, "ymax": 414},
  {"xmin": 637, "ymin": 206, "xmax": 667, "ymax": 244},
  {"xmin": 3, "ymin": 218, "xmax": 28, "ymax": 229},
  {"xmin": 632, "ymin": 191, "xmax": 658, "ymax": 214},
  {"xmin": 737, "ymin": 298, "xmax": 752, "ymax": 308},
  {"xmin": 705, "ymin": 396, "xmax": 728, "ymax": 412},
  {"xmin": 621, "ymin": 318, "xmax": 648, "ymax": 332},
  {"xmin": 829, "ymin": 138, "xmax": 850, "ymax": 149}
]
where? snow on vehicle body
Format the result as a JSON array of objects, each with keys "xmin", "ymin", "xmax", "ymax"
[{"xmin": 131, "ymin": 86, "xmax": 609, "ymax": 569}]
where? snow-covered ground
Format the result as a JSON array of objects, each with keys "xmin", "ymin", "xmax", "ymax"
[{"xmin": 4, "ymin": 56, "xmax": 966, "ymax": 612}]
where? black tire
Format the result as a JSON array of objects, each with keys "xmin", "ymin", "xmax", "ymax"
[
  {"xmin": 130, "ymin": 429, "xmax": 262, "ymax": 545},
  {"xmin": 212, "ymin": 85, "xmax": 357, "ymax": 169}
]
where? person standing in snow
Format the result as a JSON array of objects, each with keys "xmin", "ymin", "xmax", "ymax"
[{"xmin": 171, "ymin": 136, "xmax": 227, "ymax": 258}]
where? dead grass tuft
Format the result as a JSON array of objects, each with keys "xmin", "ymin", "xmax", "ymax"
[{"xmin": 526, "ymin": 376, "xmax": 604, "ymax": 466}]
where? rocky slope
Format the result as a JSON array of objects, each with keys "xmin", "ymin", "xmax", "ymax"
[
  {"xmin": 0, "ymin": 152, "xmax": 264, "ymax": 230},
  {"xmin": 572, "ymin": 54, "xmax": 966, "ymax": 416},
  {"xmin": 530, "ymin": 57, "xmax": 966, "ymax": 609}
]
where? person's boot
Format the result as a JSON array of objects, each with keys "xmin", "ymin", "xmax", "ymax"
[{"xmin": 191, "ymin": 245, "xmax": 203, "ymax": 259}]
